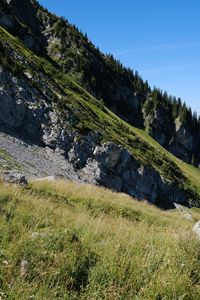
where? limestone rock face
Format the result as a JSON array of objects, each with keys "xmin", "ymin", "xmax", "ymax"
[
  {"xmin": 0, "ymin": 68, "xmax": 43, "ymax": 141},
  {"xmin": 80, "ymin": 143, "xmax": 187, "ymax": 208},
  {"xmin": 169, "ymin": 120, "xmax": 195, "ymax": 163},
  {"xmin": 67, "ymin": 133, "xmax": 100, "ymax": 169},
  {"xmin": 0, "ymin": 94, "xmax": 26, "ymax": 128},
  {"xmin": 143, "ymin": 106, "xmax": 174, "ymax": 148},
  {"xmin": 143, "ymin": 103, "xmax": 199, "ymax": 165}
]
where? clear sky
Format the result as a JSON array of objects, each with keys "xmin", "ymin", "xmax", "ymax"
[{"xmin": 38, "ymin": 0, "xmax": 200, "ymax": 114}]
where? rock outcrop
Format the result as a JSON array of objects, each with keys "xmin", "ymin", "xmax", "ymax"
[
  {"xmin": 80, "ymin": 143, "xmax": 187, "ymax": 208},
  {"xmin": 2, "ymin": 171, "xmax": 28, "ymax": 185}
]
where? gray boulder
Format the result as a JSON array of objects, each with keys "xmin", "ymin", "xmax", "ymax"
[{"xmin": 2, "ymin": 171, "xmax": 28, "ymax": 185}]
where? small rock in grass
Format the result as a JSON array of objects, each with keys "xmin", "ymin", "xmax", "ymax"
[
  {"xmin": 183, "ymin": 213, "xmax": 193, "ymax": 221},
  {"xmin": 20, "ymin": 259, "xmax": 28, "ymax": 278},
  {"xmin": 31, "ymin": 231, "xmax": 47, "ymax": 239},
  {"xmin": 173, "ymin": 202, "xmax": 186, "ymax": 212},
  {"xmin": 192, "ymin": 221, "xmax": 200, "ymax": 238}
]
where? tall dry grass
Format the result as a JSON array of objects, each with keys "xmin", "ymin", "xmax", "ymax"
[{"xmin": 0, "ymin": 179, "xmax": 199, "ymax": 299}]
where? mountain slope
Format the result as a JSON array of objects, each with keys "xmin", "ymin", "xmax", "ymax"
[
  {"xmin": 0, "ymin": 25, "xmax": 200, "ymax": 207},
  {"xmin": 1, "ymin": 0, "xmax": 200, "ymax": 166}
]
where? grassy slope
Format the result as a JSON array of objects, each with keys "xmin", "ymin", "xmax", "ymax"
[
  {"xmin": 0, "ymin": 149, "xmax": 23, "ymax": 172},
  {"xmin": 134, "ymin": 127, "xmax": 200, "ymax": 192},
  {"xmin": 1, "ymin": 26, "xmax": 200, "ymax": 205},
  {"xmin": 0, "ymin": 179, "xmax": 200, "ymax": 299}
]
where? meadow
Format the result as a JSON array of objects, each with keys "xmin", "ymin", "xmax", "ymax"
[{"xmin": 0, "ymin": 179, "xmax": 200, "ymax": 299}]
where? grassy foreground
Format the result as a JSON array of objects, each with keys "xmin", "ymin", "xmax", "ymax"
[{"xmin": 0, "ymin": 179, "xmax": 200, "ymax": 299}]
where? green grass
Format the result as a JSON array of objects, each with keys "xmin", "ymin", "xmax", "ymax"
[
  {"xmin": 0, "ymin": 149, "xmax": 23, "ymax": 172},
  {"xmin": 134, "ymin": 126, "xmax": 200, "ymax": 189},
  {"xmin": 0, "ymin": 179, "xmax": 200, "ymax": 299},
  {"xmin": 1, "ymin": 25, "xmax": 200, "ymax": 205}
]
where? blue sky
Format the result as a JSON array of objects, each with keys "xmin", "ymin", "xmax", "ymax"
[{"xmin": 38, "ymin": 0, "xmax": 200, "ymax": 113}]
